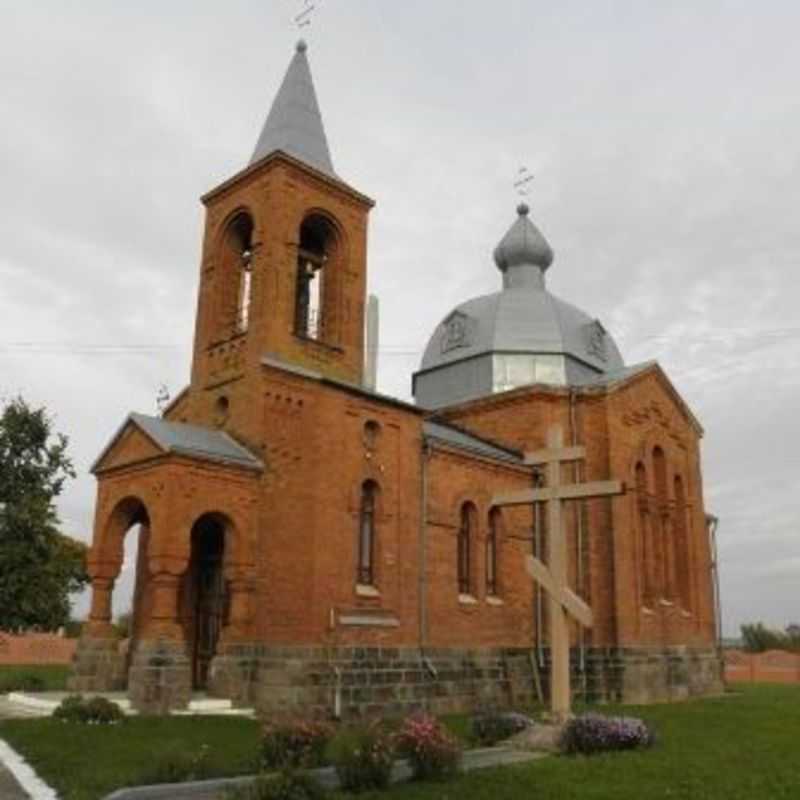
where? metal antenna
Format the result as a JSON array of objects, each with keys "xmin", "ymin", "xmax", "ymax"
[
  {"xmin": 293, "ymin": 0, "xmax": 318, "ymax": 29},
  {"xmin": 514, "ymin": 166, "xmax": 535, "ymax": 196},
  {"xmin": 156, "ymin": 384, "xmax": 170, "ymax": 416}
]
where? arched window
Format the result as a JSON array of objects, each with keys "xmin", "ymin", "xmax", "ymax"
[
  {"xmin": 674, "ymin": 476, "xmax": 691, "ymax": 611},
  {"xmin": 487, "ymin": 508, "xmax": 501, "ymax": 596},
  {"xmin": 458, "ymin": 503, "xmax": 476, "ymax": 595},
  {"xmin": 295, "ymin": 214, "xmax": 337, "ymax": 341},
  {"xmin": 219, "ymin": 213, "xmax": 254, "ymax": 338},
  {"xmin": 358, "ymin": 481, "xmax": 378, "ymax": 586},
  {"xmin": 652, "ymin": 446, "xmax": 675, "ymax": 600},
  {"xmin": 635, "ymin": 462, "xmax": 654, "ymax": 606}
]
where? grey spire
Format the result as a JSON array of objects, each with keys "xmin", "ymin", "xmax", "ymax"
[
  {"xmin": 250, "ymin": 40, "xmax": 335, "ymax": 176},
  {"xmin": 493, "ymin": 203, "xmax": 554, "ymax": 290}
]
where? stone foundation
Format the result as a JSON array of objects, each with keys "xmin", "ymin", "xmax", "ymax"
[
  {"xmin": 612, "ymin": 646, "xmax": 725, "ymax": 704},
  {"xmin": 208, "ymin": 642, "xmax": 261, "ymax": 706},
  {"xmin": 251, "ymin": 646, "xmax": 536, "ymax": 719},
  {"xmin": 68, "ymin": 639, "xmax": 724, "ymax": 716},
  {"xmin": 67, "ymin": 637, "xmax": 127, "ymax": 692},
  {"xmin": 249, "ymin": 644, "xmax": 724, "ymax": 719},
  {"xmin": 127, "ymin": 639, "xmax": 192, "ymax": 713}
]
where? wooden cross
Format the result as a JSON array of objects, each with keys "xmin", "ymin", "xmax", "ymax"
[{"xmin": 492, "ymin": 426, "xmax": 625, "ymax": 720}]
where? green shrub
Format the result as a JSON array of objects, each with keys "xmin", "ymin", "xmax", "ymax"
[
  {"xmin": 0, "ymin": 672, "xmax": 46, "ymax": 693},
  {"xmin": 471, "ymin": 711, "xmax": 532, "ymax": 746},
  {"xmin": 0, "ymin": 665, "xmax": 69, "ymax": 691},
  {"xmin": 225, "ymin": 771, "xmax": 328, "ymax": 800},
  {"xmin": 394, "ymin": 713, "xmax": 461, "ymax": 781},
  {"xmin": 140, "ymin": 745, "xmax": 213, "ymax": 784},
  {"xmin": 260, "ymin": 719, "xmax": 333, "ymax": 771},
  {"xmin": 53, "ymin": 694, "xmax": 125, "ymax": 725},
  {"xmin": 326, "ymin": 722, "xmax": 394, "ymax": 792},
  {"xmin": 560, "ymin": 713, "xmax": 655, "ymax": 755}
]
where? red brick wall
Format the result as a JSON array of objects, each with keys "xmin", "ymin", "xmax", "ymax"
[
  {"xmin": 435, "ymin": 367, "xmax": 717, "ymax": 653},
  {"xmin": 423, "ymin": 444, "xmax": 534, "ymax": 649},
  {"xmin": 725, "ymin": 649, "xmax": 800, "ymax": 684},
  {"xmin": 0, "ymin": 633, "xmax": 77, "ymax": 665}
]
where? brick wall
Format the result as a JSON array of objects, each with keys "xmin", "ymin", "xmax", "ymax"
[
  {"xmin": 724, "ymin": 649, "xmax": 800, "ymax": 684},
  {"xmin": 0, "ymin": 632, "xmax": 77, "ymax": 665}
]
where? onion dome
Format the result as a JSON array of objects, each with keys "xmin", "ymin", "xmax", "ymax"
[
  {"xmin": 413, "ymin": 204, "xmax": 625, "ymax": 409},
  {"xmin": 493, "ymin": 203, "xmax": 554, "ymax": 276}
]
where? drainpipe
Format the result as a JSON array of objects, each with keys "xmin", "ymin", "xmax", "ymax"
[
  {"xmin": 418, "ymin": 439, "xmax": 438, "ymax": 692},
  {"xmin": 570, "ymin": 390, "xmax": 587, "ymax": 690},
  {"xmin": 707, "ymin": 514, "xmax": 722, "ymax": 652},
  {"xmin": 534, "ymin": 487, "xmax": 544, "ymax": 670},
  {"xmin": 333, "ymin": 666, "xmax": 342, "ymax": 719},
  {"xmin": 418, "ymin": 438, "xmax": 431, "ymax": 654}
]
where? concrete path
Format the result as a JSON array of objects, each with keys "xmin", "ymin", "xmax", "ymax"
[
  {"xmin": 0, "ymin": 694, "xmax": 48, "ymax": 798},
  {"xmin": 0, "ymin": 762, "xmax": 30, "ymax": 800},
  {"xmin": 104, "ymin": 746, "xmax": 547, "ymax": 800},
  {"xmin": 0, "ymin": 696, "xmax": 49, "ymax": 720}
]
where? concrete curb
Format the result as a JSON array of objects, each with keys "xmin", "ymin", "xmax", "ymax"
[
  {"xmin": 0, "ymin": 737, "xmax": 59, "ymax": 800},
  {"xmin": 103, "ymin": 746, "xmax": 545, "ymax": 799}
]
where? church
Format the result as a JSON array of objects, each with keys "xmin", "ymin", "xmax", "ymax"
[{"xmin": 69, "ymin": 41, "xmax": 723, "ymax": 715}]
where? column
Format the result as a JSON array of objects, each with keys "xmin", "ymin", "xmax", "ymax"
[
  {"xmin": 86, "ymin": 577, "xmax": 115, "ymax": 637},
  {"xmin": 146, "ymin": 573, "xmax": 183, "ymax": 640}
]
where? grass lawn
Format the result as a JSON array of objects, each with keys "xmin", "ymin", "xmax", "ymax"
[
  {"xmin": 0, "ymin": 663, "xmax": 70, "ymax": 691},
  {"xmin": 340, "ymin": 684, "xmax": 800, "ymax": 800},
  {"xmin": 0, "ymin": 715, "xmax": 260, "ymax": 800},
  {"xmin": 1, "ymin": 684, "xmax": 799, "ymax": 800}
]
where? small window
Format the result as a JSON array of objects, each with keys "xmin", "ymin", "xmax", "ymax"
[
  {"xmin": 458, "ymin": 503, "xmax": 476, "ymax": 595},
  {"xmin": 358, "ymin": 481, "xmax": 378, "ymax": 586},
  {"xmin": 363, "ymin": 420, "xmax": 381, "ymax": 450},
  {"xmin": 213, "ymin": 396, "xmax": 230, "ymax": 427}
]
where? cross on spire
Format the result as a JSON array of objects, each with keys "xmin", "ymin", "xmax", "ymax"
[
  {"xmin": 293, "ymin": 0, "xmax": 318, "ymax": 29},
  {"xmin": 514, "ymin": 165, "xmax": 535, "ymax": 197}
]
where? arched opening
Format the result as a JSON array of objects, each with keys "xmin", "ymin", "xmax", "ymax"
[
  {"xmin": 674, "ymin": 476, "xmax": 691, "ymax": 611},
  {"xmin": 187, "ymin": 514, "xmax": 229, "ymax": 690},
  {"xmin": 487, "ymin": 508, "xmax": 501, "ymax": 596},
  {"xmin": 458, "ymin": 502, "xmax": 477, "ymax": 596},
  {"xmin": 635, "ymin": 462, "xmax": 654, "ymax": 607},
  {"xmin": 357, "ymin": 481, "xmax": 379, "ymax": 586},
  {"xmin": 90, "ymin": 497, "xmax": 152, "ymax": 680},
  {"xmin": 652, "ymin": 446, "xmax": 675, "ymax": 600},
  {"xmin": 218, "ymin": 212, "xmax": 254, "ymax": 339},
  {"xmin": 295, "ymin": 214, "xmax": 338, "ymax": 341}
]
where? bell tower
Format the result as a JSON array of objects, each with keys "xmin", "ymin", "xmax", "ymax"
[{"xmin": 189, "ymin": 40, "xmax": 374, "ymax": 397}]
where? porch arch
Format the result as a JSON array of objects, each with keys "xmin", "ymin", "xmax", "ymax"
[{"xmin": 86, "ymin": 495, "xmax": 153, "ymax": 638}]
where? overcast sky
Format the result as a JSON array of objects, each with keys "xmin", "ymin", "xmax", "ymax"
[{"xmin": 1, "ymin": 1, "xmax": 798, "ymax": 635}]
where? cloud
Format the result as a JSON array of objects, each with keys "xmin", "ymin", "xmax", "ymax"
[{"xmin": 1, "ymin": 1, "xmax": 798, "ymax": 631}]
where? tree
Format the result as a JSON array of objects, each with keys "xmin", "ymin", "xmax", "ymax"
[
  {"xmin": 0, "ymin": 396, "xmax": 89, "ymax": 631},
  {"xmin": 741, "ymin": 622, "xmax": 800, "ymax": 654}
]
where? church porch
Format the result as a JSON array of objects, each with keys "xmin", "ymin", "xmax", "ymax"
[{"xmin": 69, "ymin": 414, "xmax": 262, "ymax": 713}]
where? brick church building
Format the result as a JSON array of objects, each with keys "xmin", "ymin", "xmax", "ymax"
[{"xmin": 70, "ymin": 41, "xmax": 723, "ymax": 714}]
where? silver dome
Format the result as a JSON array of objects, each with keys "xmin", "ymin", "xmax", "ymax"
[{"xmin": 413, "ymin": 205, "xmax": 625, "ymax": 409}]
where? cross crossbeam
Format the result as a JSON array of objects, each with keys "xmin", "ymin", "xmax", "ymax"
[{"xmin": 494, "ymin": 480, "xmax": 623, "ymax": 507}]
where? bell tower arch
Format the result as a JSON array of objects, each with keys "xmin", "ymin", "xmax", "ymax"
[{"xmin": 189, "ymin": 40, "xmax": 374, "ymax": 396}]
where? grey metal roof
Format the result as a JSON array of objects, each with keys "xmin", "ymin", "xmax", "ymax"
[
  {"xmin": 413, "ymin": 204, "xmax": 625, "ymax": 407},
  {"xmin": 92, "ymin": 414, "xmax": 263, "ymax": 473},
  {"xmin": 419, "ymin": 289, "xmax": 624, "ymax": 374},
  {"xmin": 423, "ymin": 420, "xmax": 523, "ymax": 464},
  {"xmin": 574, "ymin": 361, "xmax": 655, "ymax": 387},
  {"xmin": 250, "ymin": 40, "xmax": 335, "ymax": 177}
]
